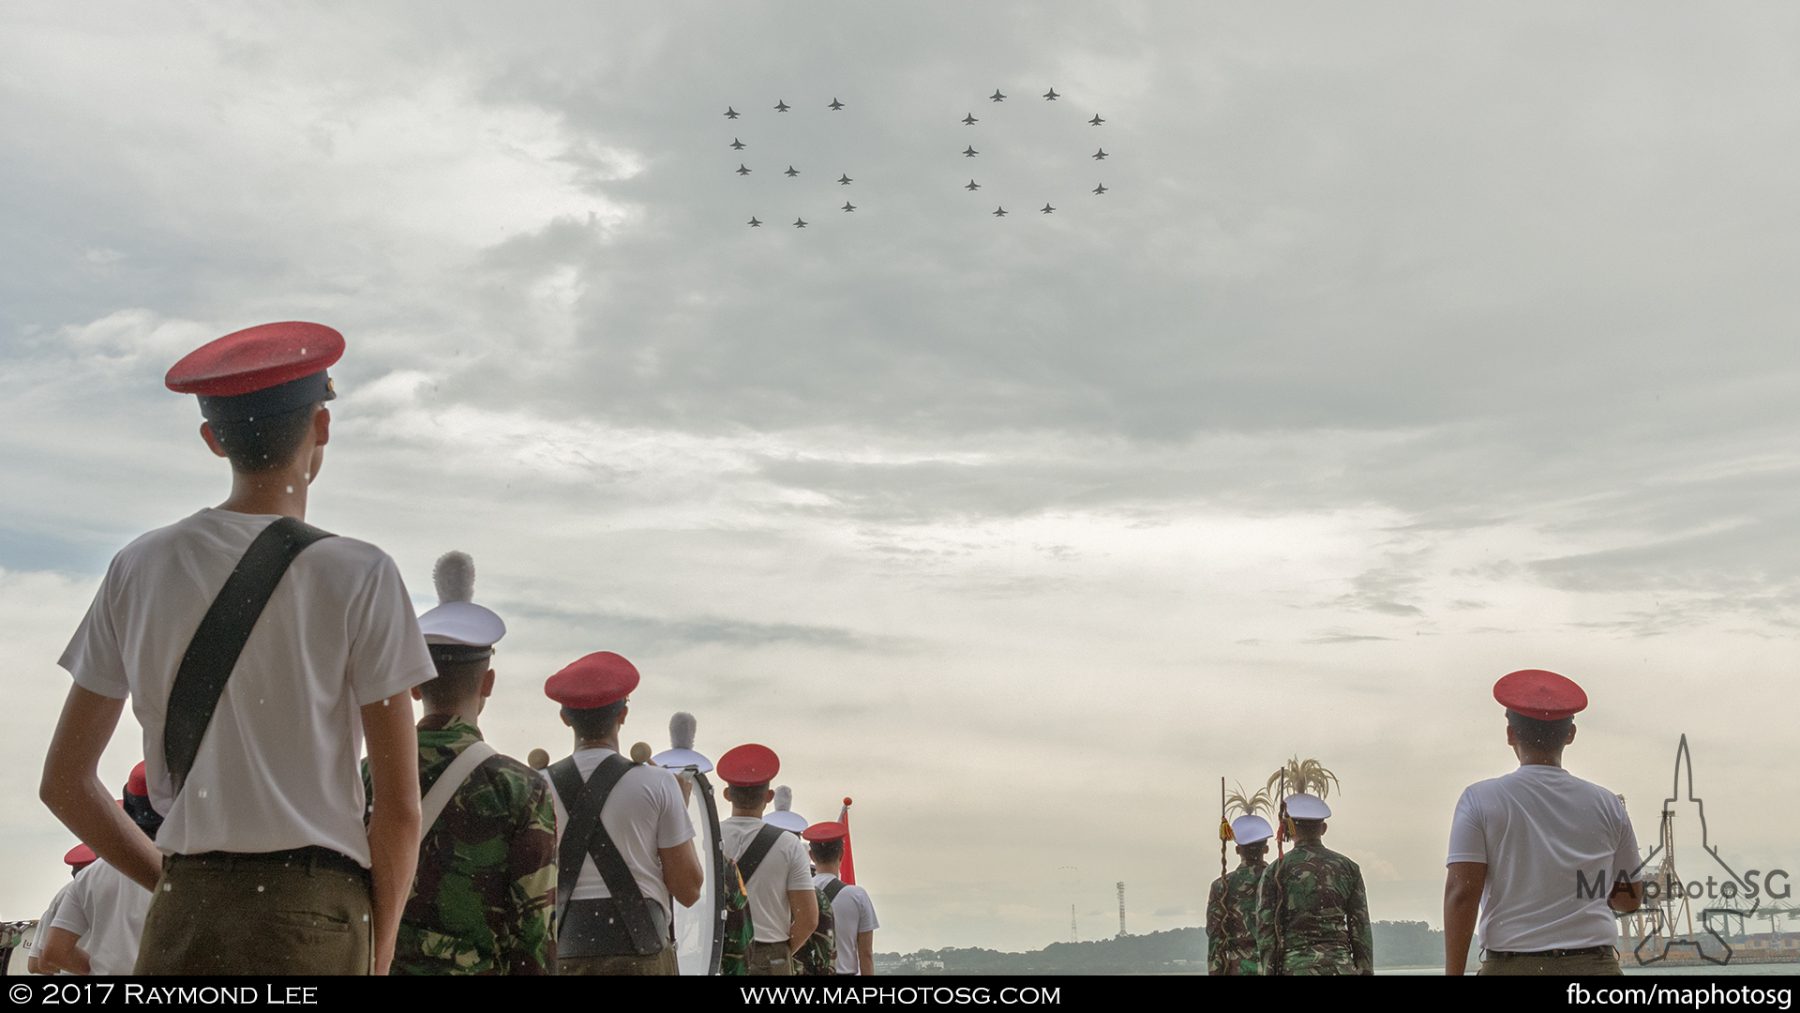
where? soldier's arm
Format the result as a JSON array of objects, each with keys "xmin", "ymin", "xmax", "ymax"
[
  {"xmin": 503, "ymin": 777, "xmax": 558, "ymax": 975},
  {"xmin": 857, "ymin": 930, "xmax": 876, "ymax": 976},
  {"xmin": 39, "ymin": 686, "xmax": 161, "ymax": 890},
  {"xmin": 1443, "ymin": 862, "xmax": 1485, "ymax": 976},
  {"xmin": 1205, "ymin": 879, "xmax": 1226, "ymax": 975},
  {"xmin": 362, "ymin": 691, "xmax": 422, "ymax": 977},
  {"xmin": 39, "ymin": 927, "xmax": 91, "ymax": 976},
  {"xmin": 1253, "ymin": 869, "xmax": 1276, "ymax": 974},
  {"xmin": 1347, "ymin": 866, "xmax": 1374, "ymax": 976},
  {"xmin": 787, "ymin": 888, "xmax": 819, "ymax": 956},
  {"xmin": 659, "ymin": 842, "xmax": 703, "ymax": 909}
]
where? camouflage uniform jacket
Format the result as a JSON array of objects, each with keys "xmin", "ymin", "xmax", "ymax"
[
  {"xmin": 361, "ymin": 715, "xmax": 557, "ymax": 975},
  {"xmin": 1206, "ymin": 857, "xmax": 1267, "ymax": 975},
  {"xmin": 1254, "ymin": 841, "xmax": 1373, "ymax": 975}
]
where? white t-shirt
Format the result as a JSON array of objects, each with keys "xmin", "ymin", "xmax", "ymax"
[
  {"xmin": 814, "ymin": 874, "xmax": 879, "ymax": 974},
  {"xmin": 544, "ymin": 748, "xmax": 696, "ymax": 920},
  {"xmin": 29, "ymin": 884, "xmax": 72, "ymax": 965},
  {"xmin": 1447, "ymin": 764, "xmax": 1642, "ymax": 952},
  {"xmin": 58, "ymin": 508, "xmax": 436, "ymax": 864},
  {"xmin": 721, "ymin": 818, "xmax": 813, "ymax": 945},
  {"xmin": 48, "ymin": 860, "xmax": 152, "ymax": 976}
]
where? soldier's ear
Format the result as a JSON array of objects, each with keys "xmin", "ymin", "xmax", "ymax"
[
  {"xmin": 200, "ymin": 422, "xmax": 228, "ymax": 458},
  {"xmin": 479, "ymin": 668, "xmax": 496, "ymax": 699},
  {"xmin": 1565, "ymin": 723, "xmax": 1577, "ymax": 746}
]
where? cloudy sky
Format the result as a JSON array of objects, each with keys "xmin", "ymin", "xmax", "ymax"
[{"xmin": 5, "ymin": 2, "xmax": 1800, "ymax": 955}]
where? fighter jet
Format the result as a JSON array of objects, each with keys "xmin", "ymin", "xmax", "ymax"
[
  {"xmin": 965, "ymin": 179, "xmax": 981, "ymax": 191},
  {"xmin": 724, "ymin": 106, "xmax": 740, "ymax": 119},
  {"xmin": 1089, "ymin": 114, "xmax": 1105, "ymax": 126},
  {"xmin": 747, "ymin": 216, "xmax": 762, "ymax": 227},
  {"xmin": 992, "ymin": 206, "xmax": 1008, "ymax": 217},
  {"xmin": 990, "ymin": 89, "xmax": 1006, "ymax": 102},
  {"xmin": 1092, "ymin": 182, "xmax": 1108, "ymax": 195},
  {"xmin": 842, "ymin": 201, "xmax": 856, "ymax": 212},
  {"xmin": 774, "ymin": 100, "xmax": 790, "ymax": 112},
  {"xmin": 829, "ymin": 98, "xmax": 845, "ymax": 110},
  {"xmin": 794, "ymin": 217, "xmax": 807, "ymax": 228},
  {"xmin": 1043, "ymin": 87, "xmax": 1059, "ymax": 101},
  {"xmin": 962, "ymin": 113, "xmax": 978, "ymax": 125},
  {"xmin": 838, "ymin": 173, "xmax": 853, "ymax": 185},
  {"xmin": 1041, "ymin": 203, "xmax": 1055, "ymax": 214},
  {"xmin": 730, "ymin": 138, "xmax": 746, "ymax": 150},
  {"xmin": 963, "ymin": 145, "xmax": 978, "ymax": 157},
  {"xmin": 736, "ymin": 164, "xmax": 752, "ymax": 175},
  {"xmin": 784, "ymin": 165, "xmax": 799, "ymax": 177},
  {"xmin": 1092, "ymin": 148, "xmax": 1108, "ymax": 160}
]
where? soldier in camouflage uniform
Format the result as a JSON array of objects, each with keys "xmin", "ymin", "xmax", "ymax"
[
  {"xmin": 361, "ymin": 552, "xmax": 556, "ymax": 975},
  {"xmin": 1254, "ymin": 794, "xmax": 1373, "ymax": 976},
  {"xmin": 1207, "ymin": 815, "xmax": 1273, "ymax": 975}
]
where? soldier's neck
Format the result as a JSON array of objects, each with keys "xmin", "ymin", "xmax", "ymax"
[
  {"xmin": 731, "ymin": 805, "xmax": 767, "ymax": 819},
  {"xmin": 574, "ymin": 734, "xmax": 620, "ymax": 753},
  {"xmin": 816, "ymin": 861, "xmax": 842, "ymax": 877},
  {"xmin": 424, "ymin": 700, "xmax": 482, "ymax": 727},
  {"xmin": 218, "ymin": 464, "xmax": 310, "ymax": 520}
]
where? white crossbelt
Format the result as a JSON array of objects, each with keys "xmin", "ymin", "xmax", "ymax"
[{"xmin": 419, "ymin": 740, "xmax": 498, "ymax": 835}]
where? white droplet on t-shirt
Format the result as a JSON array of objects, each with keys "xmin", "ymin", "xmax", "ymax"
[{"xmin": 197, "ymin": 788, "xmax": 208, "ymax": 799}]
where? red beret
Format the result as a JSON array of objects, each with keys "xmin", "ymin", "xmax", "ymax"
[
  {"xmin": 1494, "ymin": 669, "xmax": 1588, "ymax": 721},
  {"xmin": 718, "ymin": 744, "xmax": 780, "ymax": 787},
  {"xmin": 802, "ymin": 821, "xmax": 847, "ymax": 843},
  {"xmin": 545, "ymin": 651, "xmax": 640, "ymax": 709},
  {"xmin": 64, "ymin": 844, "xmax": 96, "ymax": 868},
  {"xmin": 126, "ymin": 761, "xmax": 148, "ymax": 798},
  {"xmin": 166, "ymin": 321, "xmax": 343, "ymax": 422}
]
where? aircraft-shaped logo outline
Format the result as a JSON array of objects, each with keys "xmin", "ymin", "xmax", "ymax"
[{"xmin": 1628, "ymin": 735, "xmax": 1759, "ymax": 967}]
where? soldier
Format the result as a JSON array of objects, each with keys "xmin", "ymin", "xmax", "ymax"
[
  {"xmin": 26, "ymin": 846, "xmax": 97, "ymax": 974},
  {"xmin": 718, "ymin": 745, "xmax": 819, "ymax": 976},
  {"xmin": 1207, "ymin": 814, "xmax": 1272, "ymax": 975},
  {"xmin": 542, "ymin": 651, "xmax": 703, "ymax": 974},
  {"xmin": 38, "ymin": 764, "xmax": 160, "ymax": 976},
  {"xmin": 40, "ymin": 322, "xmax": 434, "ymax": 975},
  {"xmin": 1254, "ymin": 794, "xmax": 1373, "ymax": 975},
  {"xmin": 805, "ymin": 822, "xmax": 879, "ymax": 976},
  {"xmin": 1444, "ymin": 669, "xmax": 1643, "ymax": 976},
  {"xmin": 360, "ymin": 551, "xmax": 557, "ymax": 975}
]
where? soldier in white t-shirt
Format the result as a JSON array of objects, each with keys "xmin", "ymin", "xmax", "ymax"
[
  {"xmin": 717, "ymin": 745, "xmax": 819, "ymax": 977},
  {"xmin": 1444, "ymin": 669, "xmax": 1645, "ymax": 976},
  {"xmin": 40, "ymin": 323, "xmax": 436, "ymax": 975},
  {"xmin": 38, "ymin": 764, "xmax": 160, "ymax": 976},
  {"xmin": 542, "ymin": 651, "xmax": 703, "ymax": 975},
  {"xmin": 804, "ymin": 821, "xmax": 879, "ymax": 975},
  {"xmin": 26, "ymin": 846, "xmax": 95, "ymax": 975}
]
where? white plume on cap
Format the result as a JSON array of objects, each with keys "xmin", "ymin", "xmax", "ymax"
[
  {"xmin": 670, "ymin": 712, "xmax": 697, "ymax": 750},
  {"xmin": 773, "ymin": 785, "xmax": 793, "ymax": 812},
  {"xmin": 433, "ymin": 551, "xmax": 476, "ymax": 605}
]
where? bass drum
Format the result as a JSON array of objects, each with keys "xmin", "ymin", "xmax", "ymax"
[{"xmin": 672, "ymin": 771, "xmax": 725, "ymax": 975}]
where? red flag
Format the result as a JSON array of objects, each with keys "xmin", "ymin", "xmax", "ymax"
[{"xmin": 838, "ymin": 796, "xmax": 856, "ymax": 885}]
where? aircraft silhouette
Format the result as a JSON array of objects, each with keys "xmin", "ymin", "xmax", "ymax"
[
  {"xmin": 829, "ymin": 98, "xmax": 845, "ymax": 110},
  {"xmin": 842, "ymin": 201, "xmax": 856, "ymax": 212},
  {"xmin": 724, "ymin": 106, "xmax": 739, "ymax": 119},
  {"xmin": 837, "ymin": 174, "xmax": 853, "ymax": 185},
  {"xmin": 990, "ymin": 89, "xmax": 1006, "ymax": 102},
  {"xmin": 1089, "ymin": 114, "xmax": 1104, "ymax": 126},
  {"xmin": 736, "ymin": 164, "xmax": 752, "ymax": 175},
  {"xmin": 793, "ymin": 217, "xmax": 807, "ymax": 228},
  {"xmin": 963, "ymin": 145, "xmax": 978, "ymax": 157},
  {"xmin": 1043, "ymin": 88, "xmax": 1059, "ymax": 101},
  {"xmin": 965, "ymin": 179, "xmax": 981, "ymax": 191},
  {"xmin": 992, "ymin": 206, "xmax": 1008, "ymax": 217},
  {"xmin": 1041, "ymin": 203, "xmax": 1055, "ymax": 214},
  {"xmin": 784, "ymin": 165, "xmax": 799, "ymax": 177},
  {"xmin": 747, "ymin": 217, "xmax": 762, "ymax": 227},
  {"xmin": 1093, "ymin": 148, "xmax": 1108, "ymax": 160},
  {"xmin": 1092, "ymin": 183, "xmax": 1107, "ymax": 195},
  {"xmin": 774, "ymin": 100, "xmax": 790, "ymax": 112},
  {"xmin": 730, "ymin": 138, "xmax": 745, "ymax": 150},
  {"xmin": 962, "ymin": 113, "xmax": 978, "ymax": 125}
]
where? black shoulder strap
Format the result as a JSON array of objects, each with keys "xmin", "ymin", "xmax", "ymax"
[
  {"xmin": 824, "ymin": 878, "xmax": 846, "ymax": 903},
  {"xmin": 165, "ymin": 516, "xmax": 335, "ymax": 795},
  {"xmin": 736, "ymin": 823, "xmax": 785, "ymax": 884},
  {"xmin": 550, "ymin": 754, "xmax": 662, "ymax": 953}
]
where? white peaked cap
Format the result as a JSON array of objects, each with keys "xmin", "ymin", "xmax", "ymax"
[
  {"xmin": 418, "ymin": 551, "xmax": 506, "ymax": 647},
  {"xmin": 1285, "ymin": 793, "xmax": 1331, "ymax": 820},
  {"xmin": 1231, "ymin": 815, "xmax": 1274, "ymax": 845},
  {"xmin": 653, "ymin": 711, "xmax": 714, "ymax": 773},
  {"xmin": 764, "ymin": 785, "xmax": 807, "ymax": 833}
]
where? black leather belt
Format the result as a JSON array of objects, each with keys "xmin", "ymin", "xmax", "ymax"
[
  {"xmin": 172, "ymin": 846, "xmax": 367, "ymax": 878},
  {"xmin": 1488, "ymin": 945, "xmax": 1615, "ymax": 959},
  {"xmin": 559, "ymin": 897, "xmax": 670, "ymax": 958}
]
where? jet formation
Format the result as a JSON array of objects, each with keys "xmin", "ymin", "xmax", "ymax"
[{"xmin": 955, "ymin": 88, "xmax": 1115, "ymax": 220}]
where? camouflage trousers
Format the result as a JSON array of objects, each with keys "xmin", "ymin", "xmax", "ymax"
[
  {"xmin": 745, "ymin": 940, "xmax": 796, "ymax": 976},
  {"xmin": 1479, "ymin": 949, "xmax": 1623, "ymax": 976},
  {"xmin": 557, "ymin": 944, "xmax": 677, "ymax": 976}
]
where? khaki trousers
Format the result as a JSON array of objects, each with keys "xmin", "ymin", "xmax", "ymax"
[
  {"xmin": 135, "ymin": 851, "xmax": 372, "ymax": 975},
  {"xmin": 1479, "ymin": 950, "xmax": 1624, "ymax": 976},
  {"xmin": 746, "ymin": 940, "xmax": 796, "ymax": 976},
  {"xmin": 557, "ymin": 946, "xmax": 678, "ymax": 976}
]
